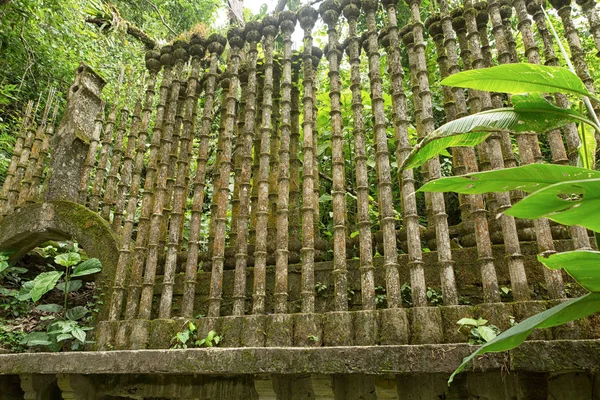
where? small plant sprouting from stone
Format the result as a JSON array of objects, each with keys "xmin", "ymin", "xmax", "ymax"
[
  {"xmin": 172, "ymin": 321, "xmax": 221, "ymax": 349},
  {"xmin": 456, "ymin": 318, "xmax": 501, "ymax": 345},
  {"xmin": 426, "ymin": 287, "xmax": 443, "ymax": 306},
  {"xmin": 315, "ymin": 282, "xmax": 328, "ymax": 295},
  {"xmin": 307, "ymin": 335, "xmax": 319, "ymax": 343}
]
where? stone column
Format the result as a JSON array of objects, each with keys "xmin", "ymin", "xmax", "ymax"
[{"xmin": 46, "ymin": 64, "xmax": 105, "ymax": 202}]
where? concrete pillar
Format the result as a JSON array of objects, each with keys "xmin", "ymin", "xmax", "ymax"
[
  {"xmin": 19, "ymin": 374, "xmax": 57, "ymax": 400},
  {"xmin": 57, "ymin": 374, "xmax": 97, "ymax": 400},
  {"xmin": 45, "ymin": 64, "xmax": 105, "ymax": 202}
]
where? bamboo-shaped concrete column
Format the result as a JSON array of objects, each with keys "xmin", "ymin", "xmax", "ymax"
[
  {"xmin": 206, "ymin": 31, "xmax": 241, "ymax": 318},
  {"xmin": 101, "ymin": 89, "xmax": 130, "ymax": 221},
  {"xmin": 252, "ymin": 16, "xmax": 278, "ymax": 315},
  {"xmin": 160, "ymin": 82, "xmax": 188, "ymax": 251},
  {"xmin": 18, "ymin": 89, "xmax": 56, "ymax": 206},
  {"xmin": 526, "ymin": 0, "xmax": 592, "ymax": 251},
  {"xmin": 182, "ymin": 35, "xmax": 219, "ymax": 319},
  {"xmin": 431, "ymin": 4, "xmax": 500, "ymax": 302},
  {"xmin": 268, "ymin": 58, "xmax": 281, "ymax": 256},
  {"xmin": 138, "ymin": 40, "xmax": 190, "ymax": 320},
  {"xmin": 525, "ymin": 1, "xmax": 581, "ymax": 165},
  {"xmin": 382, "ymin": 2, "xmax": 425, "ymax": 309},
  {"xmin": 0, "ymin": 100, "xmax": 33, "ymax": 215},
  {"xmin": 362, "ymin": 0, "xmax": 401, "ymax": 308},
  {"xmin": 289, "ymin": 54, "xmax": 302, "ymax": 262},
  {"xmin": 159, "ymin": 39, "xmax": 204, "ymax": 318},
  {"xmin": 462, "ymin": 0, "xmax": 530, "ymax": 301},
  {"xmin": 112, "ymin": 72, "xmax": 145, "ymax": 231},
  {"xmin": 576, "ymin": 0, "xmax": 600, "ymax": 56},
  {"xmin": 232, "ymin": 21, "xmax": 262, "ymax": 316},
  {"xmin": 89, "ymin": 68, "xmax": 124, "ymax": 214},
  {"xmin": 78, "ymin": 108, "xmax": 104, "ymax": 205},
  {"xmin": 508, "ymin": 0, "xmax": 574, "ymax": 299},
  {"xmin": 29, "ymin": 104, "xmax": 59, "ymax": 203},
  {"xmin": 274, "ymin": 11, "xmax": 297, "ymax": 314},
  {"xmin": 7, "ymin": 113, "xmax": 37, "ymax": 211},
  {"xmin": 298, "ymin": 5, "xmax": 318, "ymax": 313},
  {"xmin": 344, "ymin": 0, "xmax": 375, "ymax": 311},
  {"xmin": 230, "ymin": 67, "xmax": 248, "ymax": 250},
  {"xmin": 108, "ymin": 52, "xmax": 161, "ymax": 321},
  {"xmin": 407, "ymin": 0, "xmax": 458, "ymax": 306},
  {"xmin": 549, "ymin": 0, "xmax": 600, "ymax": 116},
  {"xmin": 320, "ymin": 0, "xmax": 348, "ymax": 311},
  {"xmin": 123, "ymin": 46, "xmax": 174, "ymax": 319},
  {"xmin": 499, "ymin": 0, "xmax": 519, "ymax": 62}
]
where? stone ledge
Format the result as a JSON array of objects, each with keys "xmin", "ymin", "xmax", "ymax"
[{"xmin": 1, "ymin": 340, "xmax": 599, "ymax": 376}]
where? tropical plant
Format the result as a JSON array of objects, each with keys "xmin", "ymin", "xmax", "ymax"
[
  {"xmin": 171, "ymin": 320, "xmax": 221, "ymax": 349},
  {"xmin": 400, "ymin": 61, "xmax": 600, "ymax": 385},
  {"xmin": 19, "ymin": 251, "xmax": 102, "ymax": 351},
  {"xmin": 456, "ymin": 317, "xmax": 501, "ymax": 345}
]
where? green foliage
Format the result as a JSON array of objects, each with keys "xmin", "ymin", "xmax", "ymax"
[
  {"xmin": 171, "ymin": 321, "xmax": 221, "ymax": 349},
  {"xmin": 440, "ymin": 63, "xmax": 595, "ymax": 99},
  {"xmin": 404, "ymin": 60, "xmax": 600, "ymax": 385},
  {"xmin": 17, "ymin": 252, "xmax": 102, "ymax": 352},
  {"xmin": 456, "ymin": 317, "xmax": 501, "ymax": 345}
]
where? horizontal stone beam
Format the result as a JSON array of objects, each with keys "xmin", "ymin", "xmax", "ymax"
[{"xmin": 1, "ymin": 340, "xmax": 600, "ymax": 376}]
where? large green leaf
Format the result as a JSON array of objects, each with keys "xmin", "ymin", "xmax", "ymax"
[
  {"xmin": 505, "ymin": 178, "xmax": 600, "ymax": 232},
  {"xmin": 449, "ymin": 293, "xmax": 600, "ymax": 384},
  {"xmin": 54, "ymin": 252, "xmax": 81, "ymax": 268},
  {"xmin": 56, "ymin": 280, "xmax": 83, "ymax": 293},
  {"xmin": 29, "ymin": 271, "xmax": 63, "ymax": 302},
  {"xmin": 66, "ymin": 306, "xmax": 89, "ymax": 321},
  {"xmin": 440, "ymin": 63, "xmax": 592, "ymax": 98},
  {"xmin": 538, "ymin": 250, "xmax": 600, "ymax": 292},
  {"xmin": 402, "ymin": 94, "xmax": 587, "ymax": 170},
  {"xmin": 419, "ymin": 164, "xmax": 600, "ymax": 194},
  {"xmin": 72, "ymin": 258, "xmax": 102, "ymax": 277}
]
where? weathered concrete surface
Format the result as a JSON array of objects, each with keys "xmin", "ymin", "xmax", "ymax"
[
  {"xmin": 46, "ymin": 64, "xmax": 104, "ymax": 202},
  {"xmin": 0, "ymin": 200, "xmax": 119, "ymax": 320},
  {"xmin": 1, "ymin": 340, "xmax": 600, "ymax": 376}
]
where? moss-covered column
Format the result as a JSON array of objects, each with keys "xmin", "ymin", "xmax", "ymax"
[
  {"xmin": 232, "ymin": 21, "xmax": 262, "ymax": 317},
  {"xmin": 88, "ymin": 69, "xmax": 123, "ymax": 214},
  {"xmin": 252, "ymin": 16, "xmax": 278, "ymax": 315},
  {"xmin": 112, "ymin": 74, "xmax": 144, "ymax": 231},
  {"xmin": 268, "ymin": 57, "xmax": 282, "ymax": 258},
  {"xmin": 138, "ymin": 40, "xmax": 191, "ymax": 320},
  {"xmin": 181, "ymin": 35, "xmax": 218, "ymax": 318},
  {"xmin": 159, "ymin": 82, "xmax": 188, "ymax": 251},
  {"xmin": 230, "ymin": 67, "xmax": 248, "ymax": 250},
  {"xmin": 320, "ymin": 0, "xmax": 348, "ymax": 312},
  {"xmin": 576, "ymin": 0, "xmax": 600, "ymax": 56},
  {"xmin": 549, "ymin": 0, "xmax": 598, "ymax": 106},
  {"xmin": 159, "ymin": 37, "xmax": 205, "ymax": 318},
  {"xmin": 0, "ymin": 100, "xmax": 33, "ymax": 214},
  {"xmin": 344, "ymin": 0, "xmax": 375, "ymax": 311},
  {"xmin": 123, "ymin": 45, "xmax": 174, "ymax": 319},
  {"xmin": 488, "ymin": 0, "xmax": 565, "ymax": 300},
  {"xmin": 206, "ymin": 32, "xmax": 241, "ymax": 318},
  {"xmin": 28, "ymin": 104, "xmax": 59, "ymax": 203},
  {"xmin": 107, "ymin": 51, "xmax": 161, "ymax": 321},
  {"xmin": 407, "ymin": 0, "xmax": 457, "ymax": 306},
  {"xmin": 207, "ymin": 76, "xmax": 230, "ymax": 255},
  {"xmin": 435, "ymin": 2, "xmax": 500, "ymax": 303},
  {"xmin": 289, "ymin": 53, "xmax": 302, "ymax": 261},
  {"xmin": 464, "ymin": 0, "xmax": 530, "ymax": 301},
  {"xmin": 101, "ymin": 92, "xmax": 130, "ymax": 221},
  {"xmin": 18, "ymin": 89, "xmax": 56, "ymax": 206},
  {"xmin": 298, "ymin": 5, "xmax": 318, "ymax": 313},
  {"xmin": 274, "ymin": 11, "xmax": 297, "ymax": 314},
  {"xmin": 311, "ymin": 47, "xmax": 325, "ymax": 259},
  {"xmin": 78, "ymin": 107, "xmax": 104, "ymax": 206},
  {"xmin": 363, "ymin": 0, "xmax": 401, "ymax": 308}
]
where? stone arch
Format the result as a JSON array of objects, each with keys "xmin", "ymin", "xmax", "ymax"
[{"xmin": 0, "ymin": 201, "xmax": 120, "ymax": 317}]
